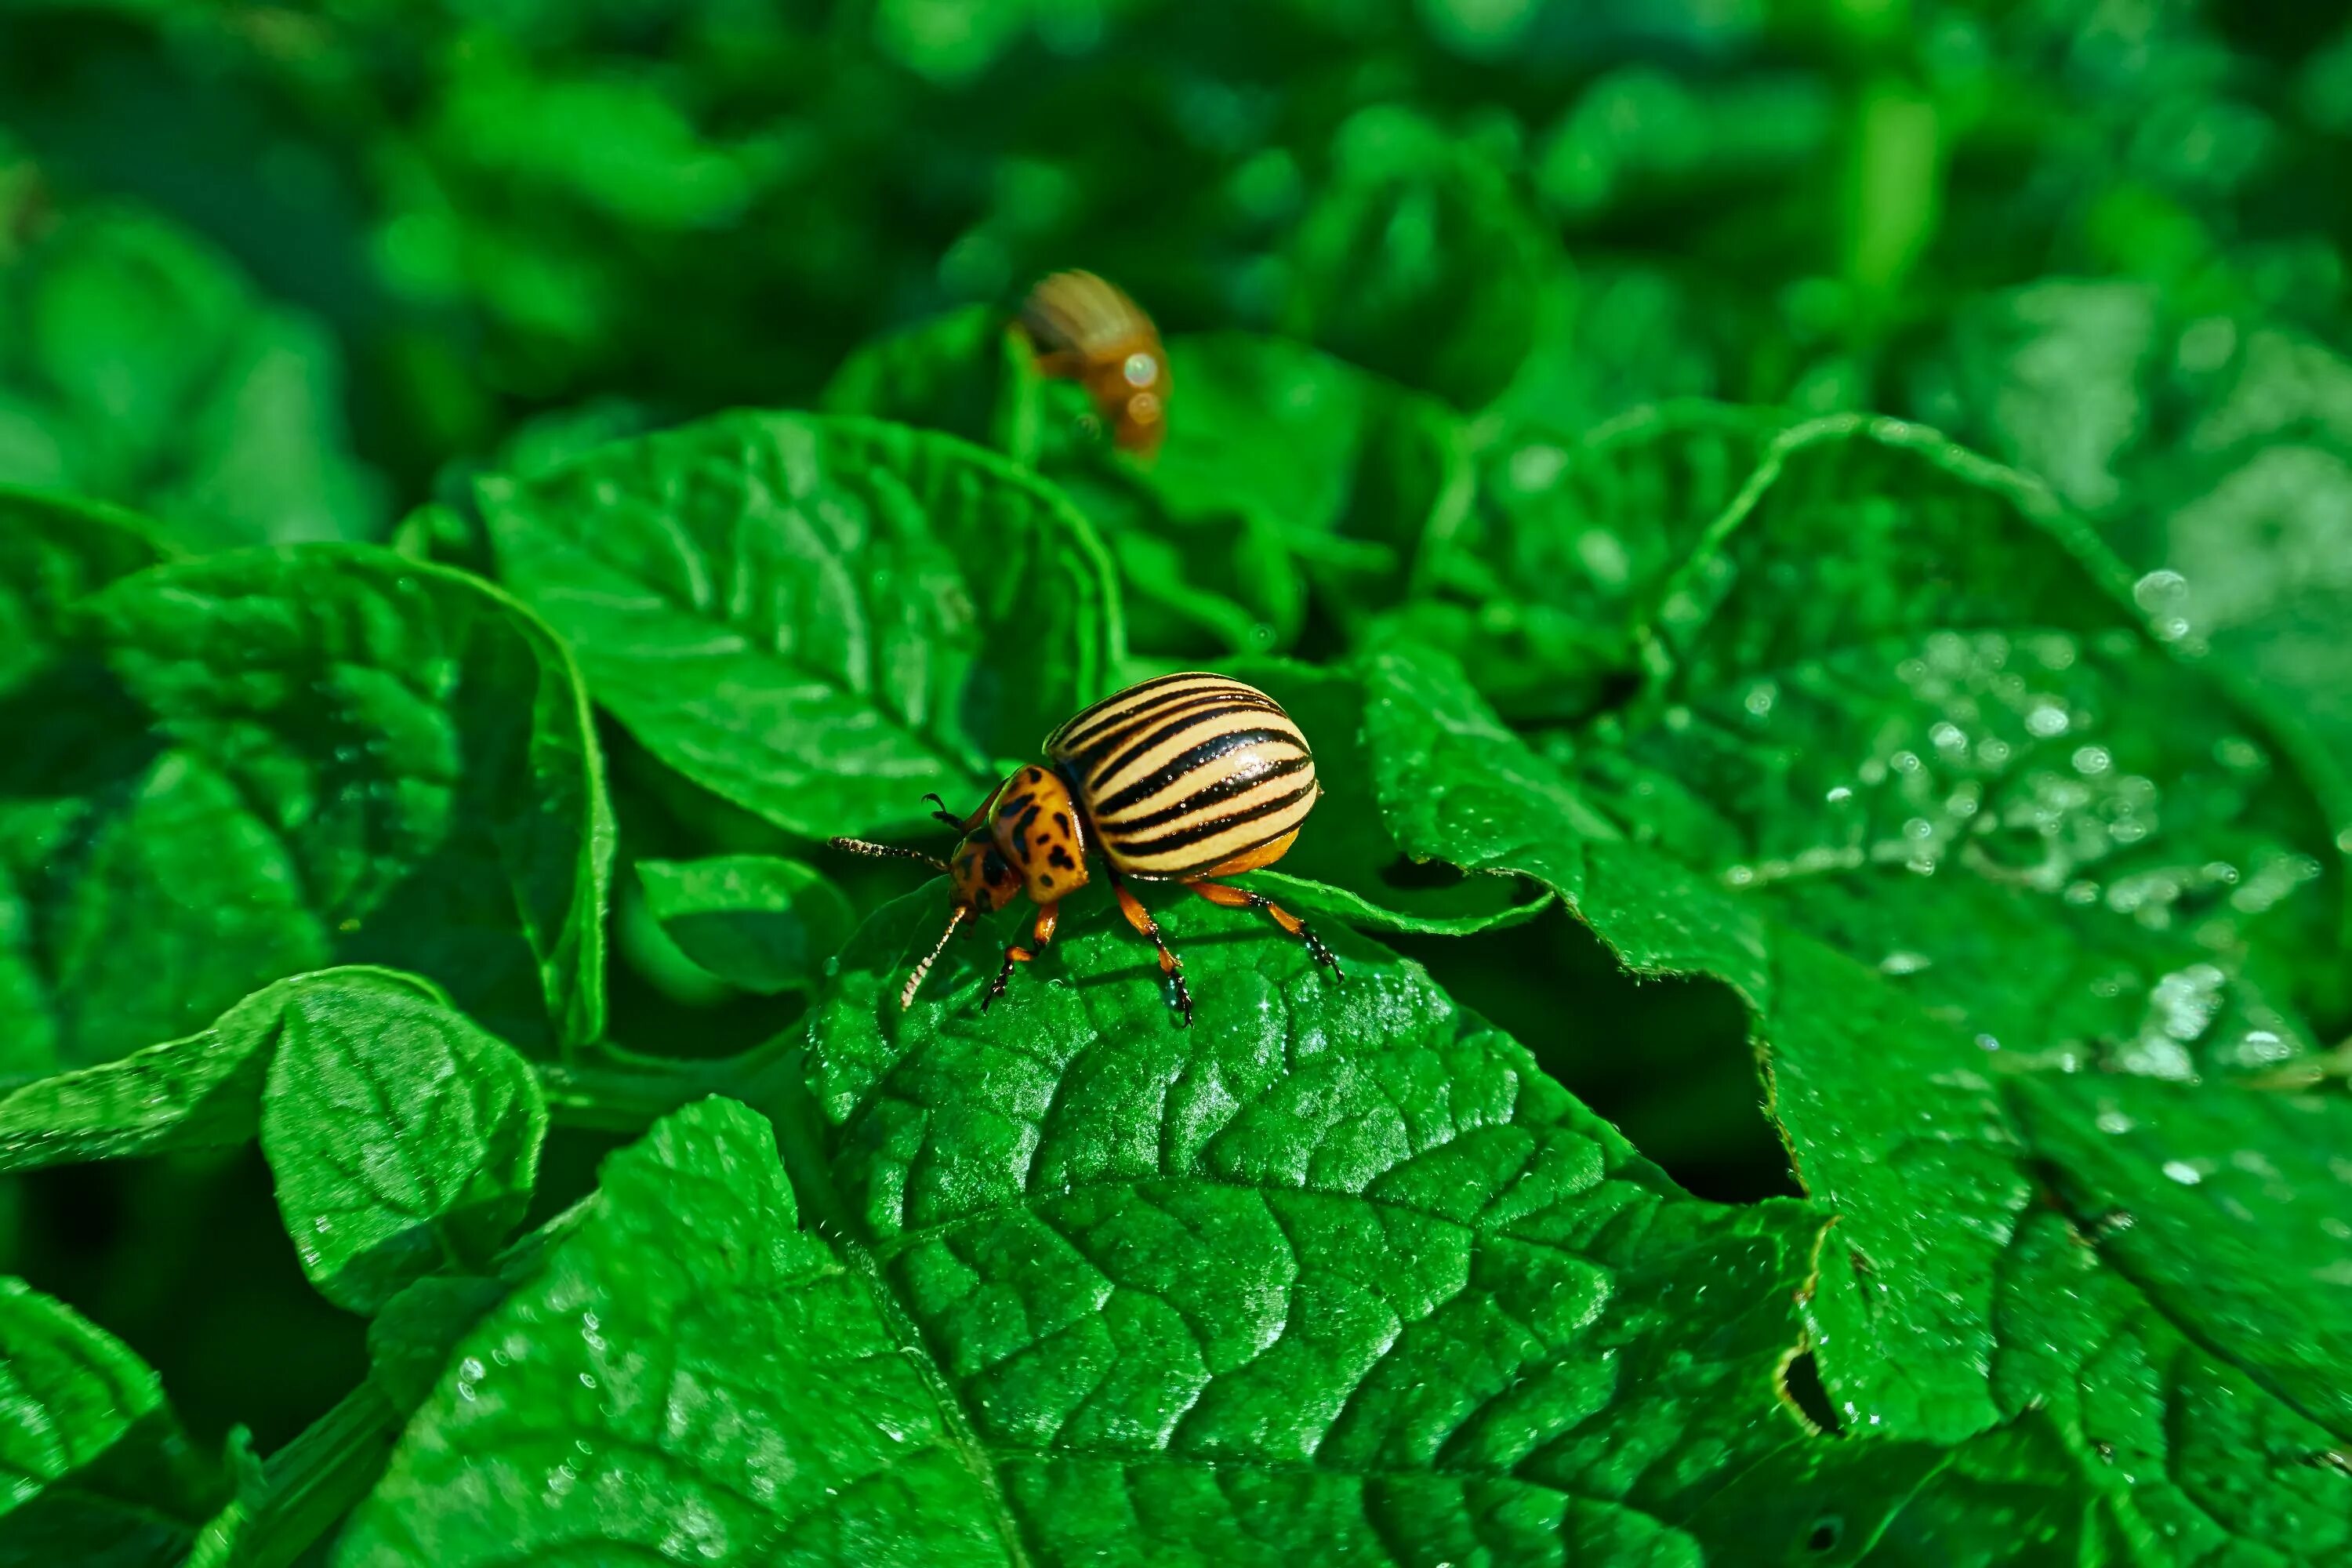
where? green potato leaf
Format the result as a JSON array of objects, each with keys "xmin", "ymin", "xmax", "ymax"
[
  {"xmin": 1256, "ymin": 642, "xmax": 2033, "ymax": 1443},
  {"xmin": 1284, "ymin": 107, "xmax": 1559, "ymax": 410},
  {"xmin": 1303, "ymin": 641, "xmax": 2352, "ymax": 1545},
  {"xmin": 0, "ymin": 485, "xmax": 163, "ymax": 693},
  {"xmin": 334, "ymin": 1096, "xmax": 1019, "ymax": 1567},
  {"xmin": 479, "ymin": 411, "xmax": 1121, "ymax": 837},
  {"xmin": 1, "ymin": 543, "xmax": 613, "ymax": 1064},
  {"xmin": 361, "ymin": 1276, "xmax": 512, "ymax": 1423},
  {"xmin": 1925, "ymin": 281, "xmax": 2352, "ymax": 812},
  {"xmin": 1984, "ymin": 1186, "xmax": 2352, "ymax": 1560},
  {"xmin": 0, "ymin": 967, "xmax": 446, "ymax": 1175},
  {"xmin": 1381, "ymin": 401, "xmax": 1782, "ymax": 724},
  {"xmin": 821, "ymin": 304, "xmax": 1043, "ymax": 462},
  {"xmin": 826, "ymin": 321, "xmax": 1469, "ymax": 657},
  {"xmin": 0, "ymin": 1276, "xmax": 220, "ymax": 1565},
  {"xmin": 634, "ymin": 855, "xmax": 855, "ymax": 995},
  {"xmin": 2011, "ymin": 1075, "xmax": 2352, "ymax": 1450},
  {"xmin": 1586, "ymin": 413, "xmax": 2347, "ymax": 1072},
  {"xmin": 339, "ymin": 893, "xmax": 1840, "ymax": 1563},
  {"xmin": 1071, "ymin": 333, "xmax": 1471, "ymax": 653},
  {"xmin": 0, "ymin": 206, "xmax": 384, "ymax": 550},
  {"xmin": 260, "ymin": 981, "xmax": 547, "ymax": 1314}
]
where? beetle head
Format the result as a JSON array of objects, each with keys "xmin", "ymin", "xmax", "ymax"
[{"xmin": 949, "ymin": 833, "xmax": 1024, "ymax": 914}]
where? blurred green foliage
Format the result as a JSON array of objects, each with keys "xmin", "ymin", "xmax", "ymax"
[{"xmin": 4, "ymin": 0, "xmax": 2352, "ymax": 1562}]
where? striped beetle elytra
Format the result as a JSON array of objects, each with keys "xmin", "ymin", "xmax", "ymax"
[{"xmin": 830, "ymin": 673, "xmax": 1338, "ymax": 1023}]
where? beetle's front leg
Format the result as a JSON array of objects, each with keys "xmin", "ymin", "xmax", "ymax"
[
  {"xmin": 924, "ymin": 791, "xmax": 987, "ymax": 834},
  {"xmin": 982, "ymin": 902, "xmax": 1059, "ymax": 1011}
]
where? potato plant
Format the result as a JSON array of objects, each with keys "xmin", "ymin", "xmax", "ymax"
[{"xmin": 2, "ymin": 4, "xmax": 2350, "ymax": 1564}]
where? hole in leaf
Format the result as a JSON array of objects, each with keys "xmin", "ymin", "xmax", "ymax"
[
  {"xmin": 1568, "ymin": 666, "xmax": 1645, "ymax": 722},
  {"xmin": 1807, "ymin": 1516, "xmax": 1844, "ymax": 1553},
  {"xmin": 1388, "ymin": 906, "xmax": 1802, "ymax": 1203},
  {"xmin": 1777, "ymin": 1345, "xmax": 1843, "ymax": 1435},
  {"xmin": 5, "ymin": 1146, "xmax": 365, "ymax": 1451},
  {"xmin": 1377, "ymin": 854, "xmax": 1468, "ymax": 891}
]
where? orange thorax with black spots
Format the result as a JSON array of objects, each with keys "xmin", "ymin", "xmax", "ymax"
[{"xmin": 963, "ymin": 764, "xmax": 1091, "ymax": 909}]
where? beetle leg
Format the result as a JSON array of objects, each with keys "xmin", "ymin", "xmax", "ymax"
[
  {"xmin": 1105, "ymin": 871, "xmax": 1192, "ymax": 1025},
  {"xmin": 982, "ymin": 902, "xmax": 1059, "ymax": 1012},
  {"xmin": 924, "ymin": 791, "xmax": 983, "ymax": 833},
  {"xmin": 1189, "ymin": 880, "xmax": 1343, "ymax": 980}
]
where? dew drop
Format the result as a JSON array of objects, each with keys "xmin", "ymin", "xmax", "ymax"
[
  {"xmin": 1508, "ymin": 444, "xmax": 1567, "ymax": 492},
  {"xmin": 2025, "ymin": 702, "xmax": 2071, "ymax": 739},
  {"xmin": 2213, "ymin": 736, "xmax": 2265, "ymax": 771}
]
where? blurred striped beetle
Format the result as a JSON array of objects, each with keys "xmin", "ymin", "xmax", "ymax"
[
  {"xmin": 831, "ymin": 672, "xmax": 1338, "ymax": 1023},
  {"xmin": 1016, "ymin": 270, "xmax": 1170, "ymax": 456}
]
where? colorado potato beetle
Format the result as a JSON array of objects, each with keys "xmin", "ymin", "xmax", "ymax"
[
  {"xmin": 830, "ymin": 672, "xmax": 1338, "ymax": 1023},
  {"xmin": 1016, "ymin": 270, "xmax": 1170, "ymax": 456}
]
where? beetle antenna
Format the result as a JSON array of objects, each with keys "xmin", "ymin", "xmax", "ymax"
[
  {"xmin": 902, "ymin": 906, "xmax": 969, "ymax": 1009},
  {"xmin": 829, "ymin": 837, "xmax": 949, "ymax": 873}
]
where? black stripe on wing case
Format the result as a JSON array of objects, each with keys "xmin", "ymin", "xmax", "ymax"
[
  {"xmin": 1065, "ymin": 692, "xmax": 1283, "ymax": 776},
  {"xmin": 1054, "ymin": 681, "xmax": 1249, "ymax": 755},
  {"xmin": 1047, "ymin": 672, "xmax": 1228, "ymax": 749},
  {"xmin": 1101, "ymin": 752, "xmax": 1314, "ymax": 835},
  {"xmin": 1109, "ymin": 784, "xmax": 1319, "ymax": 858},
  {"xmin": 1085, "ymin": 705, "xmax": 1280, "ymax": 797},
  {"xmin": 1092, "ymin": 727, "xmax": 1294, "ymax": 817}
]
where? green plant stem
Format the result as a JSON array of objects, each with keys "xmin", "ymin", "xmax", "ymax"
[
  {"xmin": 214, "ymin": 1383, "xmax": 403, "ymax": 1568},
  {"xmin": 534, "ymin": 1036, "xmax": 804, "ymax": 1132}
]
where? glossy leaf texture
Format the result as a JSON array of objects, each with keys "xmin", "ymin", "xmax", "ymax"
[
  {"xmin": 1379, "ymin": 401, "xmax": 1781, "ymax": 724},
  {"xmin": 478, "ymin": 411, "xmax": 1122, "ymax": 837},
  {"xmin": 1579, "ymin": 413, "xmax": 2348, "ymax": 1072},
  {"xmin": 0, "ymin": 967, "xmax": 448, "ymax": 1174},
  {"xmin": 1922, "ymin": 281, "xmax": 2352, "ymax": 793},
  {"xmin": 634, "ymin": 855, "xmax": 855, "ymax": 995},
  {"xmin": 1, "ymin": 539, "xmax": 611, "ymax": 1065},
  {"xmin": 1236, "ymin": 644, "xmax": 2031, "ymax": 1443},
  {"xmin": 1281, "ymin": 641, "xmax": 2352, "ymax": 1548},
  {"xmin": 260, "ymin": 981, "xmax": 546, "ymax": 1313},
  {"xmin": 334, "ymin": 1097, "xmax": 1018, "ymax": 1567},
  {"xmin": 339, "ymin": 895, "xmax": 1839, "ymax": 1563},
  {"xmin": 0, "ymin": 1276, "xmax": 222, "ymax": 1565}
]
